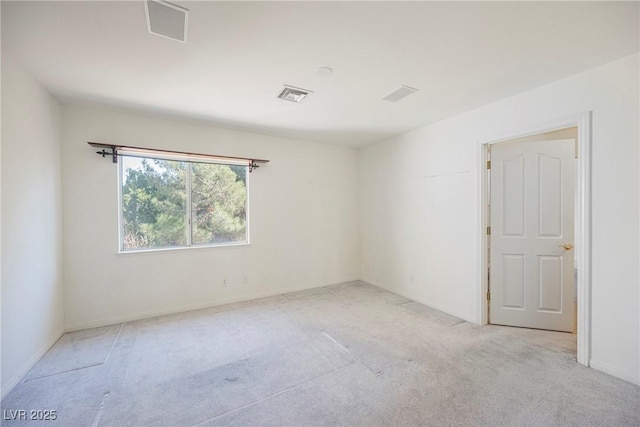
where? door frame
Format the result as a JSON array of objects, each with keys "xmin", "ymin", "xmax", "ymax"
[{"xmin": 478, "ymin": 112, "xmax": 592, "ymax": 366}]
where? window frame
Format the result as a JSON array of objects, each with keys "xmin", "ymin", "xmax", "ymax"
[{"xmin": 117, "ymin": 154, "xmax": 250, "ymax": 254}]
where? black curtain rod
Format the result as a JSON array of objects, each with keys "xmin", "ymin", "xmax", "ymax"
[{"xmin": 87, "ymin": 141, "xmax": 269, "ymax": 172}]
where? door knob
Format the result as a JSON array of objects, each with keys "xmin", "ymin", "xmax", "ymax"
[{"xmin": 561, "ymin": 243, "xmax": 574, "ymax": 250}]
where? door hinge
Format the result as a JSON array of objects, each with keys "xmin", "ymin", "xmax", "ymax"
[
  {"xmin": 486, "ymin": 291, "xmax": 491, "ymax": 301},
  {"xmin": 486, "ymin": 160, "xmax": 491, "ymax": 169},
  {"xmin": 486, "ymin": 226, "xmax": 491, "ymax": 235}
]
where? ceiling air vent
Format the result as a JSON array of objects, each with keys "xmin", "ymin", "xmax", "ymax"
[
  {"xmin": 382, "ymin": 85, "xmax": 419, "ymax": 102},
  {"xmin": 277, "ymin": 85, "xmax": 313, "ymax": 103},
  {"xmin": 144, "ymin": 0, "xmax": 189, "ymax": 43}
]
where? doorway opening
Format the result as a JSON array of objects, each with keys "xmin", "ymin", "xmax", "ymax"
[{"xmin": 479, "ymin": 113, "xmax": 592, "ymax": 367}]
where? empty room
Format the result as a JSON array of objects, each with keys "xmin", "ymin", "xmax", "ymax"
[{"xmin": 1, "ymin": 1, "xmax": 639, "ymax": 426}]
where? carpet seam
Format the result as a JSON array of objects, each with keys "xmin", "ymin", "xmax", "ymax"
[
  {"xmin": 24, "ymin": 324, "xmax": 125, "ymax": 383},
  {"xmin": 103, "ymin": 323, "xmax": 125, "ymax": 365},
  {"xmin": 189, "ymin": 362, "xmax": 356, "ymax": 427},
  {"xmin": 22, "ymin": 362, "xmax": 106, "ymax": 383}
]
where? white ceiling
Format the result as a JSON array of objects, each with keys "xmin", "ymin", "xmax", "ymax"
[{"xmin": 3, "ymin": 1, "xmax": 639, "ymax": 147}]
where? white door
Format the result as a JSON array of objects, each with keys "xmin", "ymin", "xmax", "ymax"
[{"xmin": 489, "ymin": 139, "xmax": 575, "ymax": 332}]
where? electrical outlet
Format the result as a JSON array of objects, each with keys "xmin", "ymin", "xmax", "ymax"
[
  {"xmin": 410, "ymin": 274, "xmax": 415, "ymax": 283},
  {"xmin": 221, "ymin": 278, "xmax": 228, "ymax": 286},
  {"xmin": 243, "ymin": 276, "xmax": 249, "ymax": 284}
]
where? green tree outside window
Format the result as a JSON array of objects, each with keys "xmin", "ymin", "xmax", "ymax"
[{"xmin": 121, "ymin": 157, "xmax": 247, "ymax": 250}]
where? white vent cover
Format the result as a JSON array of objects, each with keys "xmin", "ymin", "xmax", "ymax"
[
  {"xmin": 144, "ymin": 0, "xmax": 189, "ymax": 43},
  {"xmin": 382, "ymin": 85, "xmax": 419, "ymax": 102},
  {"xmin": 277, "ymin": 85, "xmax": 313, "ymax": 103}
]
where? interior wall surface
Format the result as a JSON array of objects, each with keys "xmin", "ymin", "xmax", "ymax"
[
  {"xmin": 61, "ymin": 105, "xmax": 360, "ymax": 331},
  {"xmin": 358, "ymin": 53, "xmax": 640, "ymax": 384}
]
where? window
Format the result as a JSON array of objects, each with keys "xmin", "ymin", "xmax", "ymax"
[{"xmin": 120, "ymin": 155, "xmax": 248, "ymax": 251}]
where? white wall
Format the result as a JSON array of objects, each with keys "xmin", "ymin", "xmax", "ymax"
[
  {"xmin": 359, "ymin": 53, "xmax": 640, "ymax": 384},
  {"xmin": 1, "ymin": 55, "xmax": 64, "ymax": 397},
  {"xmin": 62, "ymin": 105, "xmax": 359, "ymax": 330},
  {"xmin": 1, "ymin": 4, "xmax": 3, "ymax": 394}
]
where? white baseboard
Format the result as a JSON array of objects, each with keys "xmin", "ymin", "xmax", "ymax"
[
  {"xmin": 361, "ymin": 276, "xmax": 476, "ymax": 324},
  {"xmin": 589, "ymin": 359, "xmax": 640, "ymax": 385},
  {"xmin": 65, "ymin": 277, "xmax": 360, "ymax": 332},
  {"xmin": 1, "ymin": 328, "xmax": 64, "ymax": 401}
]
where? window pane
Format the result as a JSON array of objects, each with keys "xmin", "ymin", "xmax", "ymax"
[
  {"xmin": 121, "ymin": 157, "xmax": 187, "ymax": 250},
  {"xmin": 191, "ymin": 163, "xmax": 247, "ymax": 245}
]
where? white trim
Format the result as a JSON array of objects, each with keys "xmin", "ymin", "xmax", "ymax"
[
  {"xmin": 64, "ymin": 277, "xmax": 359, "ymax": 332},
  {"xmin": 478, "ymin": 112, "xmax": 592, "ymax": 367},
  {"xmin": 118, "ymin": 241, "xmax": 250, "ymax": 255},
  {"xmin": 575, "ymin": 112, "xmax": 592, "ymax": 366},
  {"xmin": 117, "ymin": 158, "xmax": 124, "ymax": 253},
  {"xmin": 245, "ymin": 165, "xmax": 251, "ymax": 245},
  {"xmin": 185, "ymin": 162, "xmax": 192, "ymax": 246},
  {"xmin": 589, "ymin": 359, "xmax": 640, "ymax": 386},
  {"xmin": 116, "ymin": 149, "xmax": 250, "ymax": 167},
  {"xmin": 1, "ymin": 328, "xmax": 64, "ymax": 400},
  {"xmin": 478, "ymin": 141, "xmax": 489, "ymax": 325}
]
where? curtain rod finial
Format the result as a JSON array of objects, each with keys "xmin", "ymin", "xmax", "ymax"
[{"xmin": 95, "ymin": 148, "xmax": 118, "ymax": 163}]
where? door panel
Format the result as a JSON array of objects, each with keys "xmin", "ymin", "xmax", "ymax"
[
  {"xmin": 538, "ymin": 154, "xmax": 563, "ymax": 237},
  {"xmin": 502, "ymin": 155, "xmax": 526, "ymax": 236},
  {"xmin": 538, "ymin": 255, "xmax": 562, "ymax": 312},
  {"xmin": 490, "ymin": 139, "xmax": 574, "ymax": 332},
  {"xmin": 502, "ymin": 254, "xmax": 525, "ymax": 309}
]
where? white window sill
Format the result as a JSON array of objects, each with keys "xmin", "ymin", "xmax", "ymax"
[{"xmin": 118, "ymin": 241, "xmax": 250, "ymax": 255}]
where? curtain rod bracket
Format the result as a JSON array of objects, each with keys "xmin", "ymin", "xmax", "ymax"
[
  {"xmin": 249, "ymin": 161, "xmax": 259, "ymax": 173},
  {"xmin": 96, "ymin": 147, "xmax": 118, "ymax": 163}
]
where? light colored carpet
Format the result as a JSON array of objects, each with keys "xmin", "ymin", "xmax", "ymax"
[
  {"xmin": 23, "ymin": 325, "xmax": 123, "ymax": 382},
  {"xmin": 2, "ymin": 281, "xmax": 639, "ymax": 426}
]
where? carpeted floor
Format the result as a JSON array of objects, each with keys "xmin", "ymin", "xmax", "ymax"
[{"xmin": 2, "ymin": 281, "xmax": 639, "ymax": 426}]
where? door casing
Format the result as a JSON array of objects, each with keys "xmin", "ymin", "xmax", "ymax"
[{"xmin": 478, "ymin": 112, "xmax": 592, "ymax": 366}]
